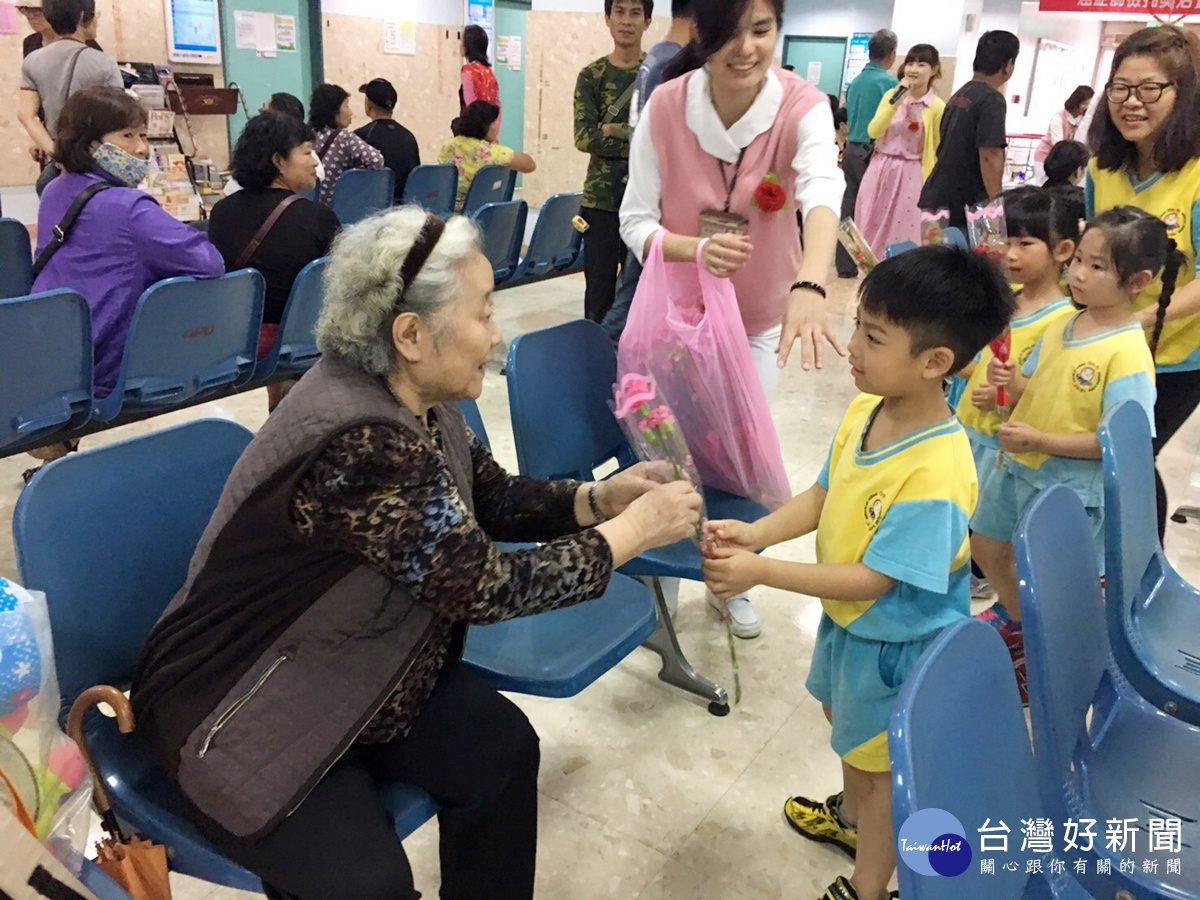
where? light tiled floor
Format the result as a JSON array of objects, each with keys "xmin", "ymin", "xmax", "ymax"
[{"xmin": 4, "ymin": 269, "xmax": 1200, "ymax": 899}]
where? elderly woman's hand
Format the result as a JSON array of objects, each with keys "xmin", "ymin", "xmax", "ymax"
[
  {"xmin": 597, "ymin": 461, "xmax": 675, "ymax": 518},
  {"xmin": 623, "ymin": 480, "xmax": 704, "ymax": 548}
]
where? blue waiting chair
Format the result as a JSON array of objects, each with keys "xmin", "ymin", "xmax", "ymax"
[
  {"xmin": 13, "ymin": 421, "xmax": 439, "ymax": 892},
  {"xmin": 402, "ymin": 164, "xmax": 458, "ymax": 218},
  {"xmin": 473, "ymin": 200, "xmax": 528, "ymax": 285},
  {"xmin": 886, "ymin": 240, "xmax": 918, "ymax": 258},
  {"xmin": 945, "ymin": 226, "xmax": 969, "ymax": 249},
  {"xmin": 330, "ymin": 168, "xmax": 396, "ymax": 226},
  {"xmin": 251, "ymin": 257, "xmax": 329, "ymax": 385},
  {"xmin": 462, "ymin": 165, "xmax": 515, "ymax": 215},
  {"xmin": 891, "ymin": 619, "xmax": 1089, "ymax": 900},
  {"xmin": 0, "ymin": 290, "xmax": 92, "ymax": 455},
  {"xmin": 92, "ymin": 270, "xmax": 264, "ymax": 422},
  {"xmin": 456, "ymin": 399, "xmax": 659, "ymax": 697},
  {"xmin": 1016, "ymin": 485, "xmax": 1200, "ymax": 900},
  {"xmin": 0, "ymin": 217, "xmax": 32, "ymax": 299},
  {"xmin": 1100, "ymin": 401, "xmax": 1200, "ymax": 725},
  {"xmin": 504, "ymin": 193, "xmax": 583, "ymax": 287},
  {"xmin": 505, "ymin": 320, "xmax": 767, "ymax": 714}
]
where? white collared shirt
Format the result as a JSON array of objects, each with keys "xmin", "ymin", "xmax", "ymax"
[{"xmin": 620, "ymin": 66, "xmax": 845, "ymax": 256}]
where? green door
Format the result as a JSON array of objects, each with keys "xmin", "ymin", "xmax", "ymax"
[
  {"xmin": 220, "ymin": 0, "xmax": 320, "ymax": 147},
  {"xmin": 493, "ymin": 0, "xmax": 527, "ymax": 154},
  {"xmin": 782, "ymin": 35, "xmax": 848, "ymax": 100}
]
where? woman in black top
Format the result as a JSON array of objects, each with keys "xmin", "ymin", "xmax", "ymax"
[{"xmin": 209, "ymin": 111, "xmax": 340, "ymax": 410}]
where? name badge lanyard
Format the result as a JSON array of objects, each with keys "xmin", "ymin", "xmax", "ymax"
[{"xmin": 719, "ymin": 148, "xmax": 749, "ymax": 213}]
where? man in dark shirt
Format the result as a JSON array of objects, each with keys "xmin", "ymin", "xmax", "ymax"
[
  {"xmin": 919, "ymin": 31, "xmax": 1020, "ymax": 229},
  {"xmin": 355, "ymin": 78, "xmax": 421, "ymax": 202}
]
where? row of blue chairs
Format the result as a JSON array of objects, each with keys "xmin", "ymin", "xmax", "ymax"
[
  {"xmin": 0, "ymin": 261, "xmax": 329, "ymax": 457},
  {"xmin": 883, "ymin": 225, "xmax": 970, "ymax": 260},
  {"xmin": 1, "ymin": 190, "xmax": 587, "ymax": 458},
  {"xmin": 12, "ymin": 319, "xmax": 730, "ymax": 891},
  {"xmin": 891, "ymin": 400, "xmax": 1200, "ymax": 899},
  {"xmin": 323, "ymin": 163, "xmax": 519, "ymax": 226}
]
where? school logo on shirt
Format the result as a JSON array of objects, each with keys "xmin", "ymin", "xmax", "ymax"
[
  {"xmin": 864, "ymin": 491, "xmax": 887, "ymax": 529},
  {"xmin": 1163, "ymin": 209, "xmax": 1185, "ymax": 236},
  {"xmin": 1073, "ymin": 362, "xmax": 1101, "ymax": 392},
  {"xmin": 1018, "ymin": 345, "xmax": 1035, "ymax": 367}
]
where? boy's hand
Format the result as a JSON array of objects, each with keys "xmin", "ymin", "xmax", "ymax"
[
  {"xmin": 702, "ymin": 519, "xmax": 759, "ymax": 555},
  {"xmin": 987, "ymin": 356, "xmax": 1015, "ymax": 387},
  {"xmin": 702, "ymin": 548, "xmax": 763, "ymax": 600},
  {"xmin": 998, "ymin": 421, "xmax": 1043, "ymax": 453},
  {"xmin": 971, "ymin": 383, "xmax": 998, "ymax": 412}
]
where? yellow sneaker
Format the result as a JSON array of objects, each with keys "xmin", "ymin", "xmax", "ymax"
[{"xmin": 783, "ymin": 791, "xmax": 857, "ymax": 859}]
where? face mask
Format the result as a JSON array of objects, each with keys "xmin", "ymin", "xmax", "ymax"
[{"xmin": 92, "ymin": 142, "xmax": 148, "ymax": 187}]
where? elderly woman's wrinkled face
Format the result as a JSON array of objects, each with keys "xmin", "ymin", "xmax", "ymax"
[{"xmin": 424, "ymin": 251, "xmax": 502, "ymax": 401}]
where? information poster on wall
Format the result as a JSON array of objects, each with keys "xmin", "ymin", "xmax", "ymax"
[
  {"xmin": 384, "ymin": 19, "xmax": 416, "ymax": 55},
  {"xmin": 806, "ymin": 61, "xmax": 821, "ymax": 84},
  {"xmin": 497, "ymin": 34, "xmax": 521, "ymax": 70},
  {"xmin": 234, "ymin": 9, "xmax": 276, "ymax": 56},
  {"xmin": 274, "ymin": 14, "xmax": 296, "ymax": 52},
  {"xmin": 843, "ymin": 32, "xmax": 871, "ymax": 90}
]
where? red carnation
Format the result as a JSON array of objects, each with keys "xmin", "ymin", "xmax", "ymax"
[
  {"xmin": 908, "ymin": 120, "xmax": 920, "ymax": 132},
  {"xmin": 754, "ymin": 180, "xmax": 787, "ymax": 214}
]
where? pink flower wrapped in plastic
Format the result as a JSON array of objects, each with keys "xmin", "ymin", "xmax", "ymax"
[
  {"xmin": 837, "ymin": 218, "xmax": 879, "ymax": 275},
  {"xmin": 920, "ymin": 209, "xmax": 950, "ymax": 246},
  {"xmin": 612, "ymin": 374, "xmax": 703, "ymax": 503},
  {"xmin": 966, "ymin": 201, "xmax": 1007, "ymax": 264}
]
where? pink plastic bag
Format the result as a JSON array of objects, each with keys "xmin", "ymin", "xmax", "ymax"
[{"xmin": 617, "ymin": 231, "xmax": 791, "ymax": 510}]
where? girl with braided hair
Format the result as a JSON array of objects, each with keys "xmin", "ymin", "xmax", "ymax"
[
  {"xmin": 1086, "ymin": 25, "xmax": 1200, "ymax": 537},
  {"xmin": 973, "ymin": 205, "xmax": 1177, "ymax": 704}
]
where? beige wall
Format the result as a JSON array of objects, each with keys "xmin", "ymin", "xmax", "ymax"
[
  {"xmin": 0, "ymin": 0, "xmax": 229, "ymax": 188},
  {"xmin": 319, "ymin": 10, "xmax": 668, "ymax": 209}
]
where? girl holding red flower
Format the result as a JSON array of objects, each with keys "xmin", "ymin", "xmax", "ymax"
[
  {"xmin": 619, "ymin": 0, "xmax": 846, "ymax": 639},
  {"xmin": 854, "ymin": 44, "xmax": 945, "ymax": 256}
]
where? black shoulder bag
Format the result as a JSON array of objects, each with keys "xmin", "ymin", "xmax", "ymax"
[{"xmin": 31, "ymin": 182, "xmax": 111, "ymax": 279}]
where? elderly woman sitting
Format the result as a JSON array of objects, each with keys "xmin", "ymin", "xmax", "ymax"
[{"xmin": 131, "ymin": 207, "xmax": 701, "ymax": 900}]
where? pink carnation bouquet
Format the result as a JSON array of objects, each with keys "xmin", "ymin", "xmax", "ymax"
[
  {"xmin": 966, "ymin": 201, "xmax": 1007, "ymax": 264},
  {"xmin": 612, "ymin": 373, "xmax": 742, "ymax": 704}
]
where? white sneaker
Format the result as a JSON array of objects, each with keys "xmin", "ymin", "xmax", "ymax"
[
  {"xmin": 969, "ymin": 573, "xmax": 994, "ymax": 600},
  {"xmin": 707, "ymin": 590, "xmax": 762, "ymax": 639}
]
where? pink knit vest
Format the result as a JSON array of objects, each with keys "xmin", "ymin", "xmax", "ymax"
[{"xmin": 651, "ymin": 69, "xmax": 824, "ymax": 335}]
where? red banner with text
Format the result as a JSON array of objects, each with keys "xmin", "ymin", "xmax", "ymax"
[{"xmin": 1038, "ymin": 0, "xmax": 1192, "ymax": 12}]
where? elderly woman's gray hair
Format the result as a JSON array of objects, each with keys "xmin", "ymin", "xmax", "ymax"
[{"xmin": 315, "ymin": 206, "xmax": 481, "ymax": 377}]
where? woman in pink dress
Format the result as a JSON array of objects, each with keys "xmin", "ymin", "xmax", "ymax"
[{"xmin": 855, "ymin": 44, "xmax": 945, "ymax": 256}]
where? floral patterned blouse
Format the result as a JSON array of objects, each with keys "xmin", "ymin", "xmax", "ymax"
[{"xmin": 290, "ymin": 414, "xmax": 613, "ymax": 742}]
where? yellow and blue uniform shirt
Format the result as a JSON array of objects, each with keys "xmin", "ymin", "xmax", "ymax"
[
  {"xmin": 1086, "ymin": 156, "xmax": 1200, "ymax": 372},
  {"xmin": 957, "ymin": 297, "xmax": 1075, "ymax": 479},
  {"xmin": 806, "ymin": 394, "xmax": 976, "ymax": 771},
  {"xmin": 1007, "ymin": 311, "xmax": 1155, "ymax": 504},
  {"xmin": 815, "ymin": 393, "xmax": 976, "ymax": 642}
]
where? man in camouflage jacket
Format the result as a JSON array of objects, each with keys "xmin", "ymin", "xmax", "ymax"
[{"xmin": 573, "ymin": 0, "xmax": 651, "ymax": 323}]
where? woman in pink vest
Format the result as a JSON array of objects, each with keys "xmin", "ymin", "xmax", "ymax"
[
  {"xmin": 619, "ymin": 0, "xmax": 845, "ymax": 639},
  {"xmin": 1034, "ymin": 84, "xmax": 1094, "ymax": 183}
]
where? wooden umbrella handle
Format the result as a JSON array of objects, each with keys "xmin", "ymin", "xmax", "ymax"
[{"xmin": 67, "ymin": 685, "xmax": 136, "ymax": 822}]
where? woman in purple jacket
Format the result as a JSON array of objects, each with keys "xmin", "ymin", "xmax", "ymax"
[{"xmin": 25, "ymin": 86, "xmax": 224, "ymax": 479}]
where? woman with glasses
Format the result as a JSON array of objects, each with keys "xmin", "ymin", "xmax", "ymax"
[{"xmin": 1086, "ymin": 25, "xmax": 1200, "ymax": 538}]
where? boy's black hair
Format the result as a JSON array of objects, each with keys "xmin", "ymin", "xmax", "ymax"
[
  {"xmin": 671, "ymin": 0, "xmax": 693, "ymax": 15},
  {"xmin": 1003, "ymin": 185, "xmax": 1083, "ymax": 250},
  {"xmin": 859, "ymin": 245, "xmax": 1016, "ymax": 372},
  {"xmin": 1043, "ymin": 139, "xmax": 1089, "ymax": 188}
]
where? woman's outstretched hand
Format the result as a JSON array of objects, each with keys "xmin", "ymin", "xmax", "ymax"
[{"xmin": 598, "ymin": 461, "xmax": 675, "ymax": 518}]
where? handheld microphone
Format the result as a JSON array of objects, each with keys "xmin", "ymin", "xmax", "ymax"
[{"xmin": 889, "ymin": 84, "xmax": 909, "ymax": 106}]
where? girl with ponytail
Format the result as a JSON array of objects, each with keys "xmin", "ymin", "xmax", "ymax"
[
  {"xmin": 1086, "ymin": 25, "xmax": 1200, "ymax": 537},
  {"xmin": 972, "ymin": 206, "xmax": 1165, "ymax": 704}
]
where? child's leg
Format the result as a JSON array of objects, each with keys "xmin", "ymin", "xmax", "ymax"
[
  {"xmin": 842, "ymin": 761, "xmax": 895, "ymax": 900},
  {"xmin": 970, "ymin": 533, "xmax": 1020, "ymax": 620}
]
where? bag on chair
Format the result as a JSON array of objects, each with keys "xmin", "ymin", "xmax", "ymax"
[{"xmin": 617, "ymin": 230, "xmax": 790, "ymax": 510}]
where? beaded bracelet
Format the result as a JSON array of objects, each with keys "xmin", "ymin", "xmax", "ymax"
[{"xmin": 587, "ymin": 482, "xmax": 607, "ymax": 523}]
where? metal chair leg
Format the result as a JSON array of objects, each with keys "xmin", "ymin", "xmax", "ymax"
[
  {"xmin": 641, "ymin": 576, "xmax": 730, "ymax": 716},
  {"xmin": 1171, "ymin": 505, "xmax": 1200, "ymax": 524}
]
